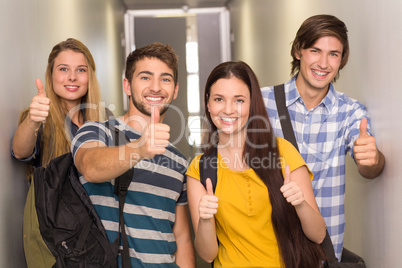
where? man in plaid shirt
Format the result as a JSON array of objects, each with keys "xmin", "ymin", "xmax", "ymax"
[{"xmin": 261, "ymin": 14, "xmax": 385, "ymax": 261}]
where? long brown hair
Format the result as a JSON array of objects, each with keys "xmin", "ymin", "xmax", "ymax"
[
  {"xmin": 21, "ymin": 38, "xmax": 106, "ymax": 178},
  {"xmin": 203, "ymin": 61, "xmax": 324, "ymax": 267},
  {"xmin": 290, "ymin": 14, "xmax": 349, "ymax": 82}
]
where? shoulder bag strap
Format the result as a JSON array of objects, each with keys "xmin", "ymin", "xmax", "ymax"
[
  {"xmin": 274, "ymin": 84, "xmax": 299, "ymax": 151},
  {"xmin": 273, "ymin": 84, "xmax": 338, "ymax": 263}
]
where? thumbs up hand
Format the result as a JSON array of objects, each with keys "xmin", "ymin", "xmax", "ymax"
[
  {"xmin": 280, "ymin": 165, "xmax": 305, "ymax": 207},
  {"xmin": 353, "ymin": 118, "xmax": 380, "ymax": 167},
  {"xmin": 133, "ymin": 105, "xmax": 170, "ymax": 160},
  {"xmin": 199, "ymin": 178, "xmax": 219, "ymax": 220},
  {"xmin": 29, "ymin": 79, "xmax": 50, "ymax": 123}
]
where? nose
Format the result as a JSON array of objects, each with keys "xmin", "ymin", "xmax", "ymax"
[
  {"xmin": 223, "ymin": 101, "xmax": 234, "ymax": 115},
  {"xmin": 69, "ymin": 71, "xmax": 77, "ymax": 82},
  {"xmin": 318, "ymin": 55, "xmax": 329, "ymax": 69},
  {"xmin": 149, "ymin": 79, "xmax": 161, "ymax": 93}
]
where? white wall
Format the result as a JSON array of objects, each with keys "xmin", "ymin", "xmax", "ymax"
[
  {"xmin": 0, "ymin": 0, "xmax": 125, "ymax": 266},
  {"xmin": 230, "ymin": 0, "xmax": 401, "ymax": 267}
]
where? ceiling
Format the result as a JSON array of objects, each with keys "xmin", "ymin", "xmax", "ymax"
[{"xmin": 121, "ymin": 0, "xmax": 228, "ymax": 10}]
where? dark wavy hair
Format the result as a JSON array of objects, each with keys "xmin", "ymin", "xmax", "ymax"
[
  {"xmin": 125, "ymin": 42, "xmax": 178, "ymax": 85},
  {"xmin": 291, "ymin": 14, "xmax": 349, "ymax": 82},
  {"xmin": 203, "ymin": 61, "xmax": 325, "ymax": 267}
]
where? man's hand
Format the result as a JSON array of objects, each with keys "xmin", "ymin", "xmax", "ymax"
[
  {"xmin": 354, "ymin": 118, "xmax": 380, "ymax": 167},
  {"xmin": 354, "ymin": 118, "xmax": 385, "ymax": 178},
  {"xmin": 130, "ymin": 105, "xmax": 170, "ymax": 159}
]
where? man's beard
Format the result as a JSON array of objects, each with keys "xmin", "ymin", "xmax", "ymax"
[{"xmin": 131, "ymin": 95, "xmax": 170, "ymax": 116}]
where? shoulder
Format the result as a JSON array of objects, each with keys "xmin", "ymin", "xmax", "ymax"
[
  {"xmin": 167, "ymin": 144, "xmax": 187, "ymax": 163},
  {"xmin": 276, "ymin": 137, "xmax": 298, "ymax": 154},
  {"xmin": 78, "ymin": 120, "xmax": 106, "ymax": 133},
  {"xmin": 160, "ymin": 146, "xmax": 189, "ymax": 174},
  {"xmin": 261, "ymin": 85, "xmax": 275, "ymax": 96},
  {"xmin": 185, "ymin": 154, "xmax": 203, "ymax": 181},
  {"xmin": 276, "ymin": 137, "xmax": 313, "ymax": 180},
  {"xmin": 332, "ymin": 89, "xmax": 367, "ymax": 112},
  {"xmin": 331, "ymin": 89, "xmax": 370, "ymax": 129},
  {"xmin": 71, "ymin": 120, "xmax": 117, "ymax": 152}
]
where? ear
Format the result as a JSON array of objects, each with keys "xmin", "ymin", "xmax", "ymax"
[
  {"xmin": 173, "ymin": 83, "xmax": 179, "ymax": 100},
  {"xmin": 294, "ymin": 50, "xmax": 301, "ymax": 60},
  {"xmin": 123, "ymin": 78, "xmax": 132, "ymax": 97}
]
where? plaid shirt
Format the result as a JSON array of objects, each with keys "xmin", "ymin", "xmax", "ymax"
[{"xmin": 261, "ymin": 74, "xmax": 371, "ymax": 260}]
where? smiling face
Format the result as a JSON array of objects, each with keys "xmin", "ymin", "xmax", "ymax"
[
  {"xmin": 52, "ymin": 49, "xmax": 89, "ymax": 109},
  {"xmin": 124, "ymin": 57, "xmax": 178, "ymax": 120},
  {"xmin": 295, "ymin": 36, "xmax": 343, "ymax": 93},
  {"xmin": 207, "ymin": 77, "xmax": 250, "ymax": 139}
]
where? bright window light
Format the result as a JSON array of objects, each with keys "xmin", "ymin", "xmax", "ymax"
[
  {"xmin": 186, "ymin": 42, "xmax": 199, "ymax": 73},
  {"xmin": 187, "ymin": 116, "xmax": 202, "ymax": 146},
  {"xmin": 187, "ymin": 74, "xmax": 200, "ymax": 113}
]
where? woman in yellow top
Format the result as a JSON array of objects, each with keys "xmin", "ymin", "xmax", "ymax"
[{"xmin": 186, "ymin": 61, "xmax": 326, "ymax": 267}]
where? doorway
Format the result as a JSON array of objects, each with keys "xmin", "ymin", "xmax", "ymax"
[{"xmin": 124, "ymin": 7, "xmax": 231, "ymax": 159}]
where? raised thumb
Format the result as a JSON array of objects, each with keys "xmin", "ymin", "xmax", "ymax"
[
  {"xmin": 36, "ymin": 78, "xmax": 46, "ymax": 97},
  {"xmin": 206, "ymin": 178, "xmax": 214, "ymax": 196},
  {"xmin": 359, "ymin": 118, "xmax": 369, "ymax": 138},
  {"xmin": 284, "ymin": 165, "xmax": 291, "ymax": 185},
  {"xmin": 151, "ymin": 105, "xmax": 160, "ymax": 124}
]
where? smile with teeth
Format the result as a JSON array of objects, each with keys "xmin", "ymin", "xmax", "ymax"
[
  {"xmin": 145, "ymin": 96, "xmax": 164, "ymax": 102},
  {"xmin": 65, "ymin": 85, "xmax": 78, "ymax": 91},
  {"xmin": 312, "ymin": 69, "xmax": 329, "ymax": 77},
  {"xmin": 221, "ymin": 117, "xmax": 238, "ymax": 124}
]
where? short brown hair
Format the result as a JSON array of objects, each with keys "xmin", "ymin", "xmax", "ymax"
[
  {"xmin": 290, "ymin": 14, "xmax": 349, "ymax": 81},
  {"xmin": 125, "ymin": 42, "xmax": 178, "ymax": 85}
]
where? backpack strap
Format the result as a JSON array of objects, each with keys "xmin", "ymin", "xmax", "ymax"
[
  {"xmin": 274, "ymin": 84, "xmax": 299, "ymax": 151},
  {"xmin": 199, "ymin": 148, "xmax": 218, "ymax": 193},
  {"xmin": 105, "ymin": 121, "xmax": 133, "ymax": 268},
  {"xmin": 273, "ymin": 84, "xmax": 338, "ymax": 263},
  {"xmin": 199, "ymin": 148, "xmax": 219, "ymax": 267},
  {"xmin": 114, "ymin": 169, "xmax": 133, "ymax": 268}
]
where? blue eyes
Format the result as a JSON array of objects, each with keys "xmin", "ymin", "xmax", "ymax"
[
  {"xmin": 214, "ymin": 98, "xmax": 244, "ymax": 103},
  {"xmin": 59, "ymin": 68, "xmax": 87, "ymax": 72},
  {"xmin": 140, "ymin": 77, "xmax": 172, "ymax": 83}
]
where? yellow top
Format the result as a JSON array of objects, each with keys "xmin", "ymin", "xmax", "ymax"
[{"xmin": 186, "ymin": 137, "xmax": 313, "ymax": 268}]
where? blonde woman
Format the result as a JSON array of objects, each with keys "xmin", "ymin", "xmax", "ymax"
[{"xmin": 11, "ymin": 38, "xmax": 107, "ymax": 179}]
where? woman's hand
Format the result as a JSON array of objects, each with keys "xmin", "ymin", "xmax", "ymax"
[
  {"xmin": 199, "ymin": 178, "xmax": 218, "ymax": 220},
  {"xmin": 280, "ymin": 165, "xmax": 305, "ymax": 207}
]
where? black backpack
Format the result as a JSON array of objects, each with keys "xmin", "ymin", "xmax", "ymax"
[{"xmin": 25, "ymin": 123, "xmax": 133, "ymax": 268}]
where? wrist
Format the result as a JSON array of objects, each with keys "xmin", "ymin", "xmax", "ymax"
[
  {"xmin": 27, "ymin": 114, "xmax": 41, "ymax": 136},
  {"xmin": 125, "ymin": 144, "xmax": 142, "ymax": 168}
]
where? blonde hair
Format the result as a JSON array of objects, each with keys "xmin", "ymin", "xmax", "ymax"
[{"xmin": 21, "ymin": 38, "xmax": 106, "ymax": 177}]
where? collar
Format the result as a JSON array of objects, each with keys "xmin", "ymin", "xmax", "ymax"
[{"xmin": 285, "ymin": 73, "xmax": 337, "ymax": 113}]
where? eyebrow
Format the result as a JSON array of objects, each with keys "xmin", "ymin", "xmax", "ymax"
[
  {"xmin": 212, "ymin": 93, "xmax": 247, "ymax": 98},
  {"xmin": 56, "ymin": 64, "xmax": 88, "ymax": 68},
  {"xmin": 137, "ymin": 71, "xmax": 174, "ymax": 78},
  {"xmin": 311, "ymin": 47, "xmax": 342, "ymax": 54}
]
